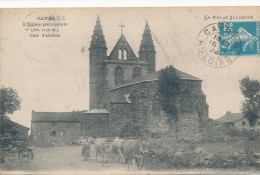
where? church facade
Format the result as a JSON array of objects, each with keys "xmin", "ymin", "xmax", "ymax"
[{"xmin": 88, "ymin": 16, "xmax": 209, "ymax": 138}]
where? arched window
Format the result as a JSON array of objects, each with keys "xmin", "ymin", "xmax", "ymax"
[
  {"xmin": 114, "ymin": 66, "xmax": 124, "ymax": 85},
  {"xmin": 118, "ymin": 50, "xmax": 122, "ymax": 60},
  {"xmin": 123, "ymin": 50, "xmax": 127, "ymax": 60},
  {"xmin": 132, "ymin": 67, "xmax": 141, "ymax": 78},
  {"xmin": 153, "ymin": 94, "xmax": 161, "ymax": 117}
]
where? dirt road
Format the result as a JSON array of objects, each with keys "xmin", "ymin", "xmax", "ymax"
[
  {"xmin": 1, "ymin": 145, "xmax": 129, "ymax": 173},
  {"xmin": 1, "ymin": 144, "xmax": 259, "ymax": 174}
]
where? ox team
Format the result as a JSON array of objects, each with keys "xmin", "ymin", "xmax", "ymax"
[{"xmin": 81, "ymin": 136, "xmax": 154, "ymax": 170}]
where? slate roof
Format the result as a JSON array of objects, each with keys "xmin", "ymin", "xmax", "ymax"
[
  {"xmin": 31, "ymin": 111, "xmax": 84, "ymax": 122},
  {"xmin": 217, "ymin": 112, "xmax": 243, "ymax": 123},
  {"xmin": 109, "ymin": 69, "xmax": 201, "ymax": 91}
]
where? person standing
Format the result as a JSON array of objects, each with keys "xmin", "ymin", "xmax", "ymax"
[{"xmin": 81, "ymin": 136, "xmax": 91, "ymax": 161}]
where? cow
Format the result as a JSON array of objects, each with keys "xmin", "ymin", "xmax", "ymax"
[
  {"xmin": 94, "ymin": 138, "xmax": 111, "ymax": 163},
  {"xmin": 111, "ymin": 137, "xmax": 125, "ymax": 163},
  {"xmin": 81, "ymin": 137, "xmax": 91, "ymax": 161},
  {"xmin": 123, "ymin": 138, "xmax": 154, "ymax": 171}
]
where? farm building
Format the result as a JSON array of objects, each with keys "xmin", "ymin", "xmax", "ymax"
[
  {"xmin": 0, "ymin": 119, "xmax": 29, "ymax": 140},
  {"xmin": 217, "ymin": 111, "xmax": 260, "ymax": 130}
]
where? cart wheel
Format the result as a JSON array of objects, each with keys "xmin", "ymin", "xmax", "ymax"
[{"xmin": 19, "ymin": 149, "xmax": 33, "ymax": 164}]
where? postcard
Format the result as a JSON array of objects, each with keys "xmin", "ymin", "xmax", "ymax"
[{"xmin": 0, "ymin": 7, "xmax": 260, "ymax": 174}]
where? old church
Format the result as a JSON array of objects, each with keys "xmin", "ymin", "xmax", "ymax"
[
  {"xmin": 31, "ymin": 16, "xmax": 209, "ymax": 146},
  {"xmin": 87, "ymin": 16, "xmax": 209, "ymax": 138}
]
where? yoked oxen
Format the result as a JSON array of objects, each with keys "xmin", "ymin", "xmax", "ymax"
[
  {"xmin": 111, "ymin": 137, "xmax": 125, "ymax": 163},
  {"xmin": 94, "ymin": 138, "xmax": 111, "ymax": 163},
  {"xmin": 123, "ymin": 138, "xmax": 155, "ymax": 171}
]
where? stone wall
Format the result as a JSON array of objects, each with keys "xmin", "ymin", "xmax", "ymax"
[
  {"xmin": 83, "ymin": 113, "xmax": 110, "ymax": 137},
  {"xmin": 177, "ymin": 112, "xmax": 200, "ymax": 140},
  {"xmin": 109, "ymin": 103, "xmax": 132, "ymax": 137},
  {"xmin": 148, "ymin": 111, "xmax": 169, "ymax": 135},
  {"xmin": 31, "ymin": 121, "xmax": 81, "ymax": 147},
  {"xmin": 109, "ymin": 81, "xmax": 170, "ymax": 136},
  {"xmin": 89, "ymin": 49, "xmax": 107, "ymax": 109},
  {"xmin": 109, "ymin": 79, "xmax": 208, "ymax": 137}
]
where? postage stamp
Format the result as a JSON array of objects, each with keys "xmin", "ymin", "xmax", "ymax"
[
  {"xmin": 196, "ymin": 23, "xmax": 241, "ymax": 68},
  {"xmin": 219, "ymin": 22, "xmax": 260, "ymax": 56}
]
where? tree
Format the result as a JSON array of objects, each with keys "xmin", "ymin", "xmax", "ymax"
[
  {"xmin": 158, "ymin": 66, "xmax": 181, "ymax": 138},
  {"xmin": 0, "ymin": 87, "xmax": 21, "ymax": 120},
  {"xmin": 239, "ymin": 76, "xmax": 260, "ymax": 127}
]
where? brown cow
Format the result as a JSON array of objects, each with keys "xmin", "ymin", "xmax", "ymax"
[
  {"xmin": 111, "ymin": 137, "xmax": 125, "ymax": 163},
  {"xmin": 123, "ymin": 139, "xmax": 154, "ymax": 170},
  {"xmin": 94, "ymin": 138, "xmax": 111, "ymax": 163}
]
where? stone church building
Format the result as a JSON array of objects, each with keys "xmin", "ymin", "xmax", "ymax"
[
  {"xmin": 31, "ymin": 16, "xmax": 209, "ymax": 146},
  {"xmin": 88, "ymin": 16, "xmax": 209, "ymax": 138}
]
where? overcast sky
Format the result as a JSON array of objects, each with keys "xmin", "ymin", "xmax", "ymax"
[{"xmin": 1, "ymin": 7, "xmax": 260, "ymax": 128}]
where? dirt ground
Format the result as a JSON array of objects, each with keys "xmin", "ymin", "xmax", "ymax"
[
  {"xmin": 1, "ymin": 140, "xmax": 260, "ymax": 174},
  {"xmin": 1, "ymin": 145, "xmax": 130, "ymax": 173}
]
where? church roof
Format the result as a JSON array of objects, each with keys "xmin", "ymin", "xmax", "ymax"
[
  {"xmin": 31, "ymin": 111, "xmax": 84, "ymax": 122},
  {"xmin": 108, "ymin": 34, "xmax": 138, "ymax": 60},
  {"xmin": 109, "ymin": 69, "xmax": 201, "ymax": 91}
]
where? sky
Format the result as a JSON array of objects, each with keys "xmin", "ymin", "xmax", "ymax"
[{"xmin": 1, "ymin": 7, "xmax": 260, "ymax": 128}]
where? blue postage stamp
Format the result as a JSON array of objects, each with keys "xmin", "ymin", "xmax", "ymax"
[{"xmin": 219, "ymin": 22, "xmax": 260, "ymax": 56}]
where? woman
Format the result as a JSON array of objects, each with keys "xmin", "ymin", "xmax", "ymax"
[{"xmin": 81, "ymin": 136, "xmax": 91, "ymax": 161}]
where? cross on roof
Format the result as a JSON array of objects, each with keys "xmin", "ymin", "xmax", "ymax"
[{"xmin": 119, "ymin": 22, "xmax": 125, "ymax": 35}]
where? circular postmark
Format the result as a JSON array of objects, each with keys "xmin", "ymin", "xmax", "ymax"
[{"xmin": 196, "ymin": 23, "xmax": 241, "ymax": 68}]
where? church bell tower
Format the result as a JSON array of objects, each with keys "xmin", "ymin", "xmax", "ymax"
[
  {"xmin": 89, "ymin": 16, "xmax": 107, "ymax": 109},
  {"xmin": 139, "ymin": 22, "xmax": 156, "ymax": 73}
]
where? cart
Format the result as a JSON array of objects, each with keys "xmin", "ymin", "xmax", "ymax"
[{"xmin": 0, "ymin": 136, "xmax": 34, "ymax": 164}]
